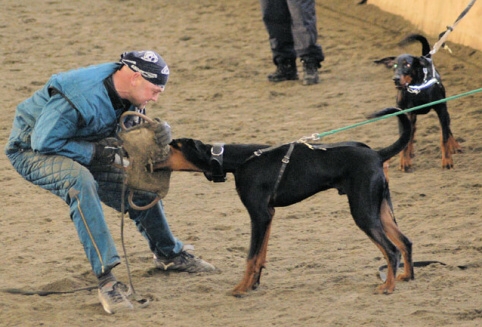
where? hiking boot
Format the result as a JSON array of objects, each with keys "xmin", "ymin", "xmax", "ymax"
[
  {"xmin": 98, "ymin": 281, "xmax": 133, "ymax": 314},
  {"xmin": 268, "ymin": 58, "xmax": 299, "ymax": 82},
  {"xmin": 301, "ymin": 58, "xmax": 321, "ymax": 85},
  {"xmin": 154, "ymin": 251, "xmax": 216, "ymax": 273}
]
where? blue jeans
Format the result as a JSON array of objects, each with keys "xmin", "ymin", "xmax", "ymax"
[{"xmin": 6, "ymin": 150, "xmax": 183, "ymax": 277}]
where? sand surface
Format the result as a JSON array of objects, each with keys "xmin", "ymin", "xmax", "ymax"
[{"xmin": 1, "ymin": 1, "xmax": 481, "ymax": 326}]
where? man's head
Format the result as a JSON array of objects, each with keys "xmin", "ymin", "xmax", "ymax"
[
  {"xmin": 120, "ymin": 50, "xmax": 169, "ymax": 89},
  {"xmin": 116, "ymin": 50, "xmax": 169, "ymax": 107}
]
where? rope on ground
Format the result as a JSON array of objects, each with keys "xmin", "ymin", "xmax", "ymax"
[
  {"xmin": 305, "ymin": 87, "xmax": 482, "ymax": 141},
  {"xmin": 119, "ymin": 155, "xmax": 150, "ymax": 308}
]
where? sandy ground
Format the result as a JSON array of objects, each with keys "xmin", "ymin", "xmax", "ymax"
[{"xmin": 1, "ymin": 1, "xmax": 482, "ymax": 326}]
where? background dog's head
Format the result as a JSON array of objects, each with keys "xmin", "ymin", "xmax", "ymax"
[
  {"xmin": 374, "ymin": 54, "xmax": 432, "ymax": 89},
  {"xmin": 374, "ymin": 33, "xmax": 441, "ymax": 90}
]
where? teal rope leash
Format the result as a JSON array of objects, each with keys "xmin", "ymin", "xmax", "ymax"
[{"xmin": 303, "ymin": 87, "xmax": 482, "ymax": 141}]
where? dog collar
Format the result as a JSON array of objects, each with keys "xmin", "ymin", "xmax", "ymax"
[{"xmin": 209, "ymin": 143, "xmax": 226, "ymax": 182}]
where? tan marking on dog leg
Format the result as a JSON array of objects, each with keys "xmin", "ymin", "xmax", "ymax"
[
  {"xmin": 232, "ymin": 215, "xmax": 274, "ymax": 297},
  {"xmin": 252, "ymin": 218, "xmax": 273, "ymax": 289},
  {"xmin": 383, "ymin": 161, "xmax": 390, "ymax": 183},
  {"xmin": 400, "ymin": 114, "xmax": 416, "ymax": 172},
  {"xmin": 441, "ymin": 134, "xmax": 462, "ymax": 169},
  {"xmin": 232, "ymin": 257, "xmax": 257, "ymax": 297},
  {"xmin": 446, "ymin": 135, "xmax": 462, "ymax": 154},
  {"xmin": 440, "ymin": 133, "xmax": 455, "ymax": 169},
  {"xmin": 373, "ymin": 242, "xmax": 396, "ymax": 294},
  {"xmin": 399, "ymin": 146, "xmax": 413, "ymax": 172},
  {"xmin": 380, "ymin": 200, "xmax": 413, "ymax": 281}
]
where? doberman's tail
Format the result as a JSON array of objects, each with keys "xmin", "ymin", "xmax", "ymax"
[
  {"xmin": 398, "ymin": 33, "xmax": 431, "ymax": 57},
  {"xmin": 369, "ymin": 107, "xmax": 412, "ymax": 162}
]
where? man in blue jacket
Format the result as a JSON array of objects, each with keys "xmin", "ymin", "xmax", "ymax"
[{"xmin": 5, "ymin": 50, "xmax": 215, "ymax": 314}]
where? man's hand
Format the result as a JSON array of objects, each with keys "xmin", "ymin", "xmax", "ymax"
[
  {"xmin": 92, "ymin": 137, "xmax": 123, "ymax": 165},
  {"xmin": 153, "ymin": 118, "xmax": 172, "ymax": 146}
]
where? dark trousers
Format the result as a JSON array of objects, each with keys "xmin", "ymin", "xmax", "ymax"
[{"xmin": 260, "ymin": 0, "xmax": 324, "ymax": 64}]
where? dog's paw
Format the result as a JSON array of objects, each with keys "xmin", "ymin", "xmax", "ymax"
[
  {"xmin": 396, "ymin": 273, "xmax": 413, "ymax": 281},
  {"xmin": 399, "ymin": 164, "xmax": 413, "ymax": 173},
  {"xmin": 374, "ymin": 283, "xmax": 395, "ymax": 295},
  {"xmin": 442, "ymin": 161, "xmax": 454, "ymax": 169}
]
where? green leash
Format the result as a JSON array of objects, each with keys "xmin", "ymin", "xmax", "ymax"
[{"xmin": 303, "ymin": 87, "xmax": 482, "ymax": 141}]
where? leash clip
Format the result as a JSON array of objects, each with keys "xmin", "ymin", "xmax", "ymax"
[{"xmin": 298, "ymin": 133, "xmax": 321, "ymax": 143}]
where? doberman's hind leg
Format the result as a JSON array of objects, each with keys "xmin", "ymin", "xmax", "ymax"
[
  {"xmin": 380, "ymin": 199, "xmax": 413, "ymax": 281},
  {"xmin": 372, "ymin": 241, "xmax": 398, "ymax": 294},
  {"xmin": 383, "ymin": 160, "xmax": 390, "ymax": 183},
  {"xmin": 353, "ymin": 205, "xmax": 400, "ymax": 293},
  {"xmin": 232, "ymin": 208, "xmax": 274, "ymax": 297},
  {"xmin": 399, "ymin": 147, "xmax": 413, "ymax": 172}
]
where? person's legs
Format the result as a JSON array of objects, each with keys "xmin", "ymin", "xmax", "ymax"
[
  {"xmin": 127, "ymin": 192, "xmax": 215, "ymax": 272},
  {"xmin": 7, "ymin": 150, "xmax": 132, "ymax": 314},
  {"xmin": 287, "ymin": 0, "xmax": 324, "ymax": 61},
  {"xmin": 92, "ymin": 163, "xmax": 215, "ymax": 272},
  {"xmin": 129, "ymin": 199, "xmax": 183, "ymax": 258},
  {"xmin": 91, "ymin": 163, "xmax": 183, "ymax": 257},
  {"xmin": 287, "ymin": 0, "xmax": 324, "ymax": 85},
  {"xmin": 7, "ymin": 151, "xmax": 121, "ymax": 277},
  {"xmin": 260, "ymin": 0, "xmax": 298, "ymax": 81}
]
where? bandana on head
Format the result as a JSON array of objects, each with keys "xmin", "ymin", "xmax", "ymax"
[{"xmin": 120, "ymin": 50, "xmax": 169, "ymax": 88}]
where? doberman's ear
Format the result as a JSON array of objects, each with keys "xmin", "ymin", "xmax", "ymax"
[
  {"xmin": 417, "ymin": 56, "xmax": 431, "ymax": 67},
  {"xmin": 192, "ymin": 139, "xmax": 205, "ymax": 151},
  {"xmin": 374, "ymin": 57, "xmax": 397, "ymax": 69}
]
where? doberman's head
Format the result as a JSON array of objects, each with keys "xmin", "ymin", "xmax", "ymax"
[
  {"xmin": 374, "ymin": 54, "xmax": 429, "ymax": 89},
  {"xmin": 169, "ymin": 138, "xmax": 212, "ymax": 171},
  {"xmin": 156, "ymin": 138, "xmax": 227, "ymax": 182},
  {"xmin": 374, "ymin": 33, "xmax": 437, "ymax": 91},
  {"xmin": 152, "ymin": 138, "xmax": 212, "ymax": 172}
]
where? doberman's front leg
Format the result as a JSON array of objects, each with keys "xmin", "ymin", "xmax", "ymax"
[
  {"xmin": 436, "ymin": 106, "xmax": 462, "ymax": 169},
  {"xmin": 441, "ymin": 133, "xmax": 462, "ymax": 169},
  {"xmin": 399, "ymin": 113, "xmax": 416, "ymax": 172},
  {"xmin": 232, "ymin": 208, "xmax": 274, "ymax": 297}
]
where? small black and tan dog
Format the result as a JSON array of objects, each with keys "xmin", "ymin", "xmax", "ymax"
[
  {"xmin": 153, "ymin": 108, "xmax": 414, "ymax": 296},
  {"xmin": 375, "ymin": 34, "xmax": 462, "ymax": 171}
]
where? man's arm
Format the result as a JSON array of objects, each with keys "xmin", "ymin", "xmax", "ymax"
[{"xmin": 31, "ymin": 94, "xmax": 95, "ymax": 165}]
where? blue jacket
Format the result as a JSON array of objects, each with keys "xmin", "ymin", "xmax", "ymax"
[{"xmin": 5, "ymin": 62, "xmax": 133, "ymax": 165}]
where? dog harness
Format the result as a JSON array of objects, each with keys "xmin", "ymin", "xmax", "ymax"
[
  {"xmin": 252, "ymin": 142, "xmax": 296, "ymax": 198},
  {"xmin": 407, "ymin": 75, "xmax": 439, "ymax": 94},
  {"xmin": 407, "ymin": 66, "xmax": 440, "ymax": 94}
]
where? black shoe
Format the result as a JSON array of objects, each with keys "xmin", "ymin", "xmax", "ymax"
[
  {"xmin": 301, "ymin": 59, "xmax": 321, "ymax": 85},
  {"xmin": 268, "ymin": 59, "xmax": 299, "ymax": 82}
]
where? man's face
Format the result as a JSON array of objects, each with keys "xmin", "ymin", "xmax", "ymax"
[{"xmin": 130, "ymin": 76, "xmax": 164, "ymax": 108}]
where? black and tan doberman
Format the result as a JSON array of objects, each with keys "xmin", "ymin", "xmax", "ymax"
[
  {"xmin": 375, "ymin": 34, "xmax": 462, "ymax": 171},
  {"xmin": 154, "ymin": 107, "xmax": 414, "ymax": 295}
]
